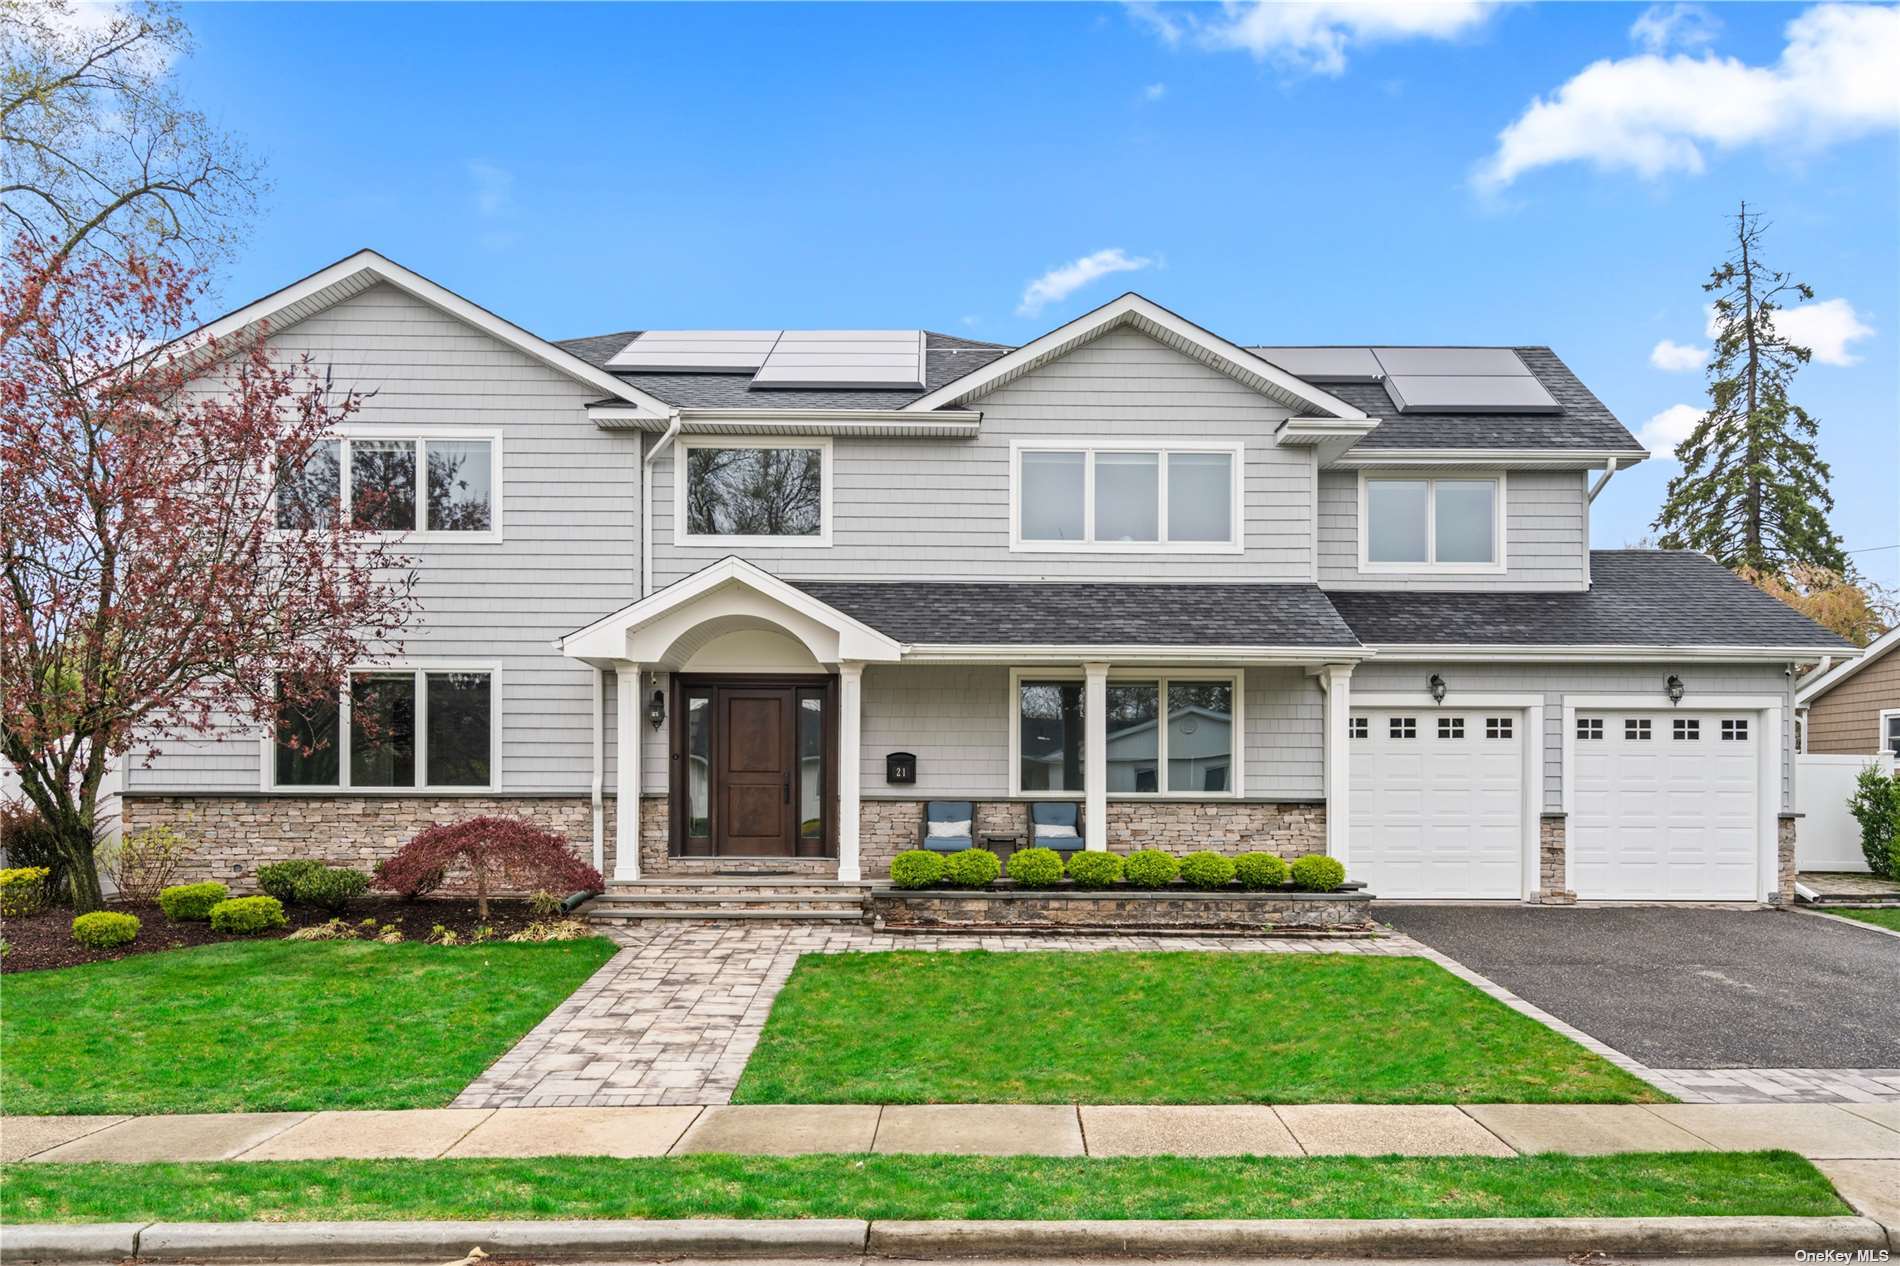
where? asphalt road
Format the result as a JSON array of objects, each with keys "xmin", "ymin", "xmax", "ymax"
[{"xmin": 1375, "ymin": 904, "xmax": 1900, "ymax": 1068}]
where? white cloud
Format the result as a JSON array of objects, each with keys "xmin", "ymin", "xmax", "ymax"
[
  {"xmin": 1129, "ymin": 1, "xmax": 1498, "ymax": 76},
  {"xmin": 1773, "ymin": 297, "xmax": 1876, "ymax": 366},
  {"xmin": 468, "ymin": 161, "xmax": 513, "ymax": 218},
  {"xmin": 1017, "ymin": 248, "xmax": 1154, "ymax": 317},
  {"xmin": 1475, "ymin": 3, "xmax": 1900, "ymax": 190},
  {"xmin": 1649, "ymin": 339, "xmax": 1705, "ymax": 371},
  {"xmin": 1637, "ymin": 403, "xmax": 1705, "ymax": 458},
  {"xmin": 1143, "ymin": 81, "xmax": 1167, "ymax": 101},
  {"xmin": 1630, "ymin": 3, "xmax": 1718, "ymax": 54}
]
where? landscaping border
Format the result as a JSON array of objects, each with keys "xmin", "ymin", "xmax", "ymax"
[{"xmin": 867, "ymin": 883, "xmax": 1375, "ymax": 933}]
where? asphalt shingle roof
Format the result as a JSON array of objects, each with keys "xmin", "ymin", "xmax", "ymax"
[
  {"xmin": 792, "ymin": 581, "xmax": 1362, "ymax": 648},
  {"xmin": 1326, "ymin": 550, "xmax": 1852, "ymax": 649}
]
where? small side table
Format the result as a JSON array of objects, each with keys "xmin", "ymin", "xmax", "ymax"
[{"xmin": 982, "ymin": 833, "xmax": 1025, "ymax": 866}]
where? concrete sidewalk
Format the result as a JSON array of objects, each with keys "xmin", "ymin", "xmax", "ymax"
[{"xmin": 9, "ymin": 1101, "xmax": 1899, "ymax": 1164}]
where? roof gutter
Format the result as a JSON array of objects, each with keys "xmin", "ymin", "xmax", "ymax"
[
  {"xmin": 641, "ymin": 409, "xmax": 683, "ymax": 600},
  {"xmin": 1365, "ymin": 644, "xmax": 1844, "ymax": 664},
  {"xmin": 1587, "ymin": 457, "xmax": 1621, "ymax": 502}
]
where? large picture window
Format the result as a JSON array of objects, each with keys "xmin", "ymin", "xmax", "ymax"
[
  {"xmin": 1361, "ymin": 475, "xmax": 1502, "ymax": 570},
  {"xmin": 272, "ymin": 667, "xmax": 495, "ymax": 790},
  {"xmin": 680, "ymin": 440, "xmax": 829, "ymax": 544},
  {"xmin": 1013, "ymin": 443, "xmax": 1241, "ymax": 551},
  {"xmin": 277, "ymin": 432, "xmax": 498, "ymax": 538},
  {"xmin": 1013, "ymin": 672, "xmax": 1240, "ymax": 796}
]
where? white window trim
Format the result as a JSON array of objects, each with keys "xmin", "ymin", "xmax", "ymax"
[
  {"xmin": 1006, "ymin": 667, "xmax": 1245, "ymax": 798},
  {"xmin": 1881, "ymin": 708, "xmax": 1900, "ymax": 755},
  {"xmin": 261, "ymin": 660, "xmax": 503, "ymax": 794},
  {"xmin": 674, "ymin": 436, "xmax": 833, "ymax": 548},
  {"xmin": 278, "ymin": 424, "xmax": 504, "ymax": 544},
  {"xmin": 1009, "ymin": 439, "xmax": 1246, "ymax": 554},
  {"xmin": 1356, "ymin": 470, "xmax": 1507, "ymax": 575}
]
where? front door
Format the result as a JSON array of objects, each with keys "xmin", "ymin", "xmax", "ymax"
[{"xmin": 673, "ymin": 677, "xmax": 833, "ymax": 858}]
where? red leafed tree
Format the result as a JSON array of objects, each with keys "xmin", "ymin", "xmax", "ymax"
[
  {"xmin": 0, "ymin": 237, "xmax": 417, "ymax": 910},
  {"xmin": 376, "ymin": 816, "xmax": 603, "ymax": 919}
]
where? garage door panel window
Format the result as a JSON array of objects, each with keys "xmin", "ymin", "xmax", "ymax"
[
  {"xmin": 1389, "ymin": 716, "xmax": 1417, "ymax": 739},
  {"xmin": 1673, "ymin": 718, "xmax": 1700, "ymax": 741},
  {"xmin": 1363, "ymin": 476, "xmax": 1502, "ymax": 571},
  {"xmin": 1437, "ymin": 716, "xmax": 1465, "ymax": 739},
  {"xmin": 1721, "ymin": 719, "xmax": 1749, "ymax": 741},
  {"xmin": 1625, "ymin": 719, "xmax": 1652, "ymax": 741},
  {"xmin": 1348, "ymin": 716, "xmax": 1369, "ymax": 740},
  {"xmin": 1578, "ymin": 717, "xmax": 1603, "ymax": 740},
  {"xmin": 1486, "ymin": 717, "xmax": 1513, "ymax": 739}
]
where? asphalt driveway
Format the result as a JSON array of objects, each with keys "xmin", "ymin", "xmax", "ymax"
[{"xmin": 1376, "ymin": 905, "xmax": 1900, "ymax": 1069}]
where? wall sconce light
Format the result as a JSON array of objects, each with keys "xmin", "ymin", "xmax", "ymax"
[
  {"xmin": 1665, "ymin": 674, "xmax": 1685, "ymax": 705},
  {"xmin": 647, "ymin": 689, "xmax": 667, "ymax": 730},
  {"xmin": 1428, "ymin": 674, "xmax": 1448, "ymax": 704}
]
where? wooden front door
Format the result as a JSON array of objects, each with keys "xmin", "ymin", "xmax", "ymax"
[{"xmin": 673, "ymin": 677, "xmax": 834, "ymax": 859}]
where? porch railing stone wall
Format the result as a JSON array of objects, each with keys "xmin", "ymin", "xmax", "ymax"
[{"xmin": 1106, "ymin": 801, "xmax": 1326, "ymax": 857}]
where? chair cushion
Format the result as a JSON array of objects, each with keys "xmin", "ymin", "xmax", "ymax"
[
  {"xmin": 1034, "ymin": 823, "xmax": 1080, "ymax": 840},
  {"xmin": 927, "ymin": 818, "xmax": 973, "ymax": 839},
  {"xmin": 925, "ymin": 835, "xmax": 973, "ymax": 853}
]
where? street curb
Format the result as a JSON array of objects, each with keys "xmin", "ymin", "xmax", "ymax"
[{"xmin": 0, "ymin": 1215, "xmax": 1890, "ymax": 1262}]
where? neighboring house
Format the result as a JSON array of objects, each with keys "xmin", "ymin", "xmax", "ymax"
[
  {"xmin": 1797, "ymin": 625, "xmax": 1900, "ymax": 756},
  {"xmin": 121, "ymin": 250, "xmax": 1854, "ymax": 907}
]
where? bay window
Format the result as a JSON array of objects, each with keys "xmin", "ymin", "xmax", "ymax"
[
  {"xmin": 1012, "ymin": 672, "xmax": 1240, "ymax": 796},
  {"xmin": 1013, "ymin": 442, "xmax": 1241, "ymax": 550},
  {"xmin": 1361, "ymin": 474, "xmax": 1502, "ymax": 570},
  {"xmin": 272, "ymin": 667, "xmax": 496, "ymax": 790},
  {"xmin": 277, "ymin": 431, "xmax": 498, "ymax": 537}
]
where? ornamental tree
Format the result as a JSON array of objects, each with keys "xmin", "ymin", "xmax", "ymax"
[
  {"xmin": 1, "ymin": 237, "xmax": 417, "ymax": 910},
  {"xmin": 375, "ymin": 816, "xmax": 603, "ymax": 920}
]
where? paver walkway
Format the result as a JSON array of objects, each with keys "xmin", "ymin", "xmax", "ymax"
[
  {"xmin": 10, "ymin": 1102, "xmax": 1899, "ymax": 1163},
  {"xmin": 451, "ymin": 924, "xmax": 1416, "ymax": 1109}
]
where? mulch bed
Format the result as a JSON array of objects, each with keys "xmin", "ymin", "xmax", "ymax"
[{"xmin": 0, "ymin": 896, "xmax": 566, "ymax": 974}]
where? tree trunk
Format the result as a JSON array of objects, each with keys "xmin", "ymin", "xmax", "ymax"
[
  {"xmin": 56, "ymin": 818, "xmax": 106, "ymax": 912},
  {"xmin": 1738, "ymin": 202, "xmax": 1763, "ymax": 567}
]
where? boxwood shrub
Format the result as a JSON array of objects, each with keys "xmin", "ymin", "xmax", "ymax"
[
  {"xmin": 1179, "ymin": 850, "xmax": 1237, "ymax": 890},
  {"xmin": 0, "ymin": 866, "xmax": 52, "ymax": 917},
  {"xmin": 1065, "ymin": 850, "xmax": 1124, "ymax": 889},
  {"xmin": 71, "ymin": 910, "xmax": 140, "ymax": 948},
  {"xmin": 1234, "ymin": 851, "xmax": 1289, "ymax": 890},
  {"xmin": 293, "ymin": 865, "xmax": 370, "ymax": 912},
  {"xmin": 889, "ymin": 849, "xmax": 946, "ymax": 890},
  {"xmin": 1006, "ymin": 846, "xmax": 1065, "ymax": 888},
  {"xmin": 157, "ymin": 881, "xmax": 229, "ymax": 922},
  {"xmin": 1122, "ymin": 849, "xmax": 1180, "ymax": 889},
  {"xmin": 209, "ymin": 895, "xmax": 289, "ymax": 935},
  {"xmin": 256, "ymin": 859, "xmax": 325, "ymax": 904},
  {"xmin": 941, "ymin": 847, "xmax": 1001, "ymax": 888},
  {"xmin": 1289, "ymin": 854, "xmax": 1348, "ymax": 892}
]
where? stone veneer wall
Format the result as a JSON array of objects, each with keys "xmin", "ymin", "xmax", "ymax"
[
  {"xmin": 121, "ymin": 795, "xmax": 621, "ymax": 890},
  {"xmin": 1535, "ymin": 814, "xmax": 1576, "ymax": 905},
  {"xmin": 1775, "ymin": 814, "xmax": 1797, "ymax": 908},
  {"xmin": 1106, "ymin": 802, "xmax": 1326, "ymax": 857}
]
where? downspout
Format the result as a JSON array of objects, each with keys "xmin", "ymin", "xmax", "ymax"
[
  {"xmin": 1586, "ymin": 457, "xmax": 1620, "ymax": 503},
  {"xmin": 642, "ymin": 409, "xmax": 684, "ymax": 600},
  {"xmin": 590, "ymin": 665, "xmax": 605, "ymax": 875}
]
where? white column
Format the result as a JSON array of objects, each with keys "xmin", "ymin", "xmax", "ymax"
[
  {"xmin": 1083, "ymin": 661, "xmax": 1109, "ymax": 851},
  {"xmin": 614, "ymin": 666, "xmax": 642, "ymax": 882},
  {"xmin": 1319, "ymin": 664, "xmax": 1353, "ymax": 870},
  {"xmin": 837, "ymin": 660, "xmax": 864, "ymax": 881}
]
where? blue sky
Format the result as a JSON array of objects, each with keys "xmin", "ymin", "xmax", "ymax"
[{"xmin": 175, "ymin": 1, "xmax": 1898, "ymax": 584}]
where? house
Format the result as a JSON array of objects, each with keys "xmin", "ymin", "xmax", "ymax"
[
  {"xmin": 120, "ymin": 249, "xmax": 1855, "ymax": 909},
  {"xmin": 1797, "ymin": 625, "xmax": 1900, "ymax": 757}
]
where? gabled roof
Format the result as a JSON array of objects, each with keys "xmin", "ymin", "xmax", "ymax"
[
  {"xmin": 1797, "ymin": 624, "xmax": 1895, "ymax": 704},
  {"xmin": 901, "ymin": 293, "xmax": 1368, "ymax": 419},
  {"xmin": 193, "ymin": 250, "xmax": 672, "ymax": 418}
]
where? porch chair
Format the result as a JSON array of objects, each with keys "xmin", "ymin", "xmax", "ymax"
[
  {"xmin": 919, "ymin": 800, "xmax": 977, "ymax": 852},
  {"xmin": 1027, "ymin": 801, "xmax": 1085, "ymax": 859}
]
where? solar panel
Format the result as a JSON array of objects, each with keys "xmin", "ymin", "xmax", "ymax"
[
  {"xmin": 1248, "ymin": 347, "xmax": 1384, "ymax": 382},
  {"xmin": 751, "ymin": 330, "xmax": 926, "ymax": 389},
  {"xmin": 1371, "ymin": 347, "xmax": 1531, "ymax": 377},
  {"xmin": 606, "ymin": 331, "xmax": 782, "ymax": 372},
  {"xmin": 1383, "ymin": 374, "xmax": 1559, "ymax": 413}
]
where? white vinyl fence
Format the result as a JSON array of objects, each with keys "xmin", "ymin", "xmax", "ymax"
[{"xmin": 1796, "ymin": 751, "xmax": 1895, "ymax": 872}]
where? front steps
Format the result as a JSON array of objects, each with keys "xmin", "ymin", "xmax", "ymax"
[{"xmin": 582, "ymin": 877, "xmax": 872, "ymax": 924}]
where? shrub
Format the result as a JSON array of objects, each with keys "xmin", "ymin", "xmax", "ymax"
[
  {"xmin": 528, "ymin": 889, "xmax": 563, "ymax": 918},
  {"xmin": 1065, "ymin": 850, "xmax": 1124, "ymax": 889},
  {"xmin": 71, "ymin": 911, "xmax": 139, "ymax": 948},
  {"xmin": 0, "ymin": 801, "xmax": 68, "ymax": 905},
  {"xmin": 293, "ymin": 865, "xmax": 369, "ymax": 912},
  {"xmin": 889, "ymin": 850, "xmax": 946, "ymax": 889},
  {"xmin": 1290, "ymin": 854, "xmax": 1348, "ymax": 892},
  {"xmin": 285, "ymin": 917, "xmax": 356, "ymax": 942},
  {"xmin": 1848, "ymin": 764, "xmax": 1900, "ymax": 880},
  {"xmin": 376, "ymin": 816, "xmax": 603, "ymax": 919},
  {"xmin": 209, "ymin": 895, "xmax": 288, "ymax": 935},
  {"xmin": 506, "ymin": 918, "xmax": 593, "ymax": 943},
  {"xmin": 101, "ymin": 825, "xmax": 188, "ymax": 904},
  {"xmin": 941, "ymin": 847, "xmax": 1001, "ymax": 888},
  {"xmin": 1179, "ymin": 850, "xmax": 1237, "ymax": 890},
  {"xmin": 157, "ymin": 881, "xmax": 228, "ymax": 922},
  {"xmin": 0, "ymin": 866, "xmax": 52, "ymax": 917},
  {"xmin": 1234, "ymin": 852, "xmax": 1290, "ymax": 890},
  {"xmin": 256, "ymin": 859, "xmax": 325, "ymax": 904},
  {"xmin": 1122, "ymin": 849, "xmax": 1180, "ymax": 889},
  {"xmin": 1006, "ymin": 846, "xmax": 1065, "ymax": 888}
]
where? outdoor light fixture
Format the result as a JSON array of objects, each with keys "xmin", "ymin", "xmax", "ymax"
[
  {"xmin": 1428, "ymin": 674, "xmax": 1448, "ymax": 704},
  {"xmin": 1665, "ymin": 674, "xmax": 1685, "ymax": 705},
  {"xmin": 647, "ymin": 688, "xmax": 667, "ymax": 730}
]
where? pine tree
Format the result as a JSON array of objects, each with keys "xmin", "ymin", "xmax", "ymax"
[{"xmin": 1653, "ymin": 202, "xmax": 1847, "ymax": 574}]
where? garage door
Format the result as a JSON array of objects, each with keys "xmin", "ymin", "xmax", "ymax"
[
  {"xmin": 1349, "ymin": 708, "xmax": 1525, "ymax": 899},
  {"xmin": 1569, "ymin": 711, "xmax": 1759, "ymax": 900}
]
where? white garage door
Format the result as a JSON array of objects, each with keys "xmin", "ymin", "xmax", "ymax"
[
  {"xmin": 1569, "ymin": 711, "xmax": 1760, "ymax": 900},
  {"xmin": 1349, "ymin": 708, "xmax": 1525, "ymax": 899}
]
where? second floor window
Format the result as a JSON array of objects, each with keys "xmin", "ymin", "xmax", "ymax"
[
  {"xmin": 1014, "ymin": 443, "xmax": 1239, "ymax": 550},
  {"xmin": 1363, "ymin": 475, "xmax": 1500, "ymax": 569},
  {"xmin": 682, "ymin": 441, "xmax": 828, "ymax": 543},
  {"xmin": 276, "ymin": 434, "xmax": 496, "ymax": 536}
]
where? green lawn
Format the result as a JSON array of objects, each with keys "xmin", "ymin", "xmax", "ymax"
[
  {"xmin": 732, "ymin": 951, "xmax": 1664, "ymax": 1105},
  {"xmin": 0, "ymin": 1152, "xmax": 1843, "ymax": 1223},
  {"xmin": 1826, "ymin": 907, "xmax": 1900, "ymax": 932},
  {"xmin": 1, "ymin": 938, "xmax": 616, "ymax": 1115}
]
